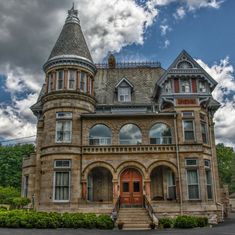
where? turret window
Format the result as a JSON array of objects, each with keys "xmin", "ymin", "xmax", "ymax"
[
  {"xmin": 68, "ymin": 70, "xmax": 76, "ymax": 89},
  {"xmin": 55, "ymin": 112, "xmax": 72, "ymax": 143},
  {"xmin": 80, "ymin": 72, "xmax": 87, "ymax": 92},
  {"xmin": 56, "ymin": 70, "xmax": 64, "ymax": 90},
  {"xmin": 183, "ymin": 120, "xmax": 195, "ymax": 141},
  {"xmin": 48, "ymin": 73, "xmax": 53, "ymax": 92}
]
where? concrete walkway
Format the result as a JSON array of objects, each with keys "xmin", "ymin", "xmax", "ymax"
[{"xmin": 0, "ymin": 213, "xmax": 234, "ymax": 235}]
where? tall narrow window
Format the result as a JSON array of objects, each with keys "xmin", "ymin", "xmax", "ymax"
[
  {"xmin": 199, "ymin": 80, "xmax": 207, "ymax": 93},
  {"xmin": 167, "ymin": 170, "xmax": 176, "ymax": 200},
  {"xmin": 186, "ymin": 158, "xmax": 199, "ymax": 200},
  {"xmin": 23, "ymin": 175, "xmax": 29, "ymax": 197},
  {"xmin": 165, "ymin": 80, "xmax": 172, "ymax": 93},
  {"xmin": 183, "ymin": 120, "xmax": 195, "ymax": 141},
  {"xmin": 55, "ymin": 112, "xmax": 72, "ymax": 143},
  {"xmin": 180, "ymin": 79, "xmax": 191, "ymax": 93},
  {"xmin": 205, "ymin": 160, "xmax": 213, "ymax": 199},
  {"xmin": 201, "ymin": 122, "xmax": 208, "ymax": 144},
  {"xmin": 80, "ymin": 72, "xmax": 87, "ymax": 92},
  {"xmin": 48, "ymin": 73, "xmax": 53, "ymax": 92},
  {"xmin": 54, "ymin": 160, "xmax": 71, "ymax": 202},
  {"xmin": 56, "ymin": 70, "xmax": 64, "ymax": 90},
  {"xmin": 68, "ymin": 70, "xmax": 76, "ymax": 89}
]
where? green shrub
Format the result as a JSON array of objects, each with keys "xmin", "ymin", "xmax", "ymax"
[
  {"xmin": 196, "ymin": 217, "xmax": 208, "ymax": 227},
  {"xmin": 159, "ymin": 217, "xmax": 174, "ymax": 228},
  {"xmin": 0, "ymin": 210, "xmax": 114, "ymax": 229},
  {"xmin": 174, "ymin": 215, "xmax": 197, "ymax": 228},
  {"xmin": 0, "ymin": 187, "xmax": 20, "ymax": 204},
  {"xmin": 96, "ymin": 215, "xmax": 114, "ymax": 229},
  {"xmin": 11, "ymin": 197, "xmax": 30, "ymax": 209}
]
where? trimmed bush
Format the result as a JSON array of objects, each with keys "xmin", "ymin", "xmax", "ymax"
[
  {"xmin": 0, "ymin": 210, "xmax": 114, "ymax": 229},
  {"xmin": 174, "ymin": 215, "xmax": 197, "ymax": 228},
  {"xmin": 159, "ymin": 217, "xmax": 174, "ymax": 228},
  {"xmin": 11, "ymin": 197, "xmax": 31, "ymax": 209}
]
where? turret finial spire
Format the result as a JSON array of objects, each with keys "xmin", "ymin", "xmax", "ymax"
[{"xmin": 66, "ymin": 3, "xmax": 80, "ymax": 25}]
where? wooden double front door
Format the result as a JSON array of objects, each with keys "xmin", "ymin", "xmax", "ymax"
[{"xmin": 120, "ymin": 168, "xmax": 143, "ymax": 206}]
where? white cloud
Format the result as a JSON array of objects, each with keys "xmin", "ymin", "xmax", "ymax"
[
  {"xmin": 173, "ymin": 6, "xmax": 186, "ymax": 19},
  {"xmin": 151, "ymin": 0, "xmax": 223, "ymax": 9},
  {"xmin": 160, "ymin": 24, "xmax": 172, "ymax": 36},
  {"xmin": 77, "ymin": 0, "xmax": 158, "ymax": 61},
  {"xmin": 163, "ymin": 39, "xmax": 170, "ymax": 48},
  {"xmin": 196, "ymin": 57, "xmax": 235, "ymax": 148}
]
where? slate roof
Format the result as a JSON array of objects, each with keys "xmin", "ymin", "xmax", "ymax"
[{"xmin": 47, "ymin": 8, "xmax": 93, "ymax": 62}]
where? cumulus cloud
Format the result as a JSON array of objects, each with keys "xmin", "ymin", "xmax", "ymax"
[
  {"xmin": 160, "ymin": 24, "xmax": 172, "ymax": 36},
  {"xmin": 196, "ymin": 57, "xmax": 235, "ymax": 148},
  {"xmin": 173, "ymin": 6, "xmax": 186, "ymax": 19}
]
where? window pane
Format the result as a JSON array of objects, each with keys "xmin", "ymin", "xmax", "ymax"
[
  {"xmin": 118, "ymin": 87, "xmax": 131, "ymax": 102},
  {"xmin": 184, "ymin": 120, "xmax": 194, "ymax": 141},
  {"xmin": 123, "ymin": 182, "xmax": 129, "ymax": 192},
  {"xmin": 56, "ymin": 120, "xmax": 72, "ymax": 142},
  {"xmin": 57, "ymin": 70, "xmax": 64, "ymax": 90},
  {"xmin": 89, "ymin": 124, "xmax": 111, "ymax": 145},
  {"xmin": 55, "ymin": 172, "xmax": 69, "ymax": 200},
  {"xmin": 69, "ymin": 70, "xmax": 76, "ymax": 89},
  {"xmin": 149, "ymin": 123, "xmax": 172, "ymax": 144},
  {"xmin": 187, "ymin": 170, "xmax": 198, "ymax": 184},
  {"xmin": 133, "ymin": 182, "xmax": 140, "ymax": 192},
  {"xmin": 188, "ymin": 185, "xmax": 199, "ymax": 199},
  {"xmin": 119, "ymin": 124, "xmax": 142, "ymax": 145}
]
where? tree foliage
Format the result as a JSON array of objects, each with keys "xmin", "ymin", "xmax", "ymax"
[
  {"xmin": 0, "ymin": 144, "xmax": 34, "ymax": 189},
  {"xmin": 216, "ymin": 143, "xmax": 235, "ymax": 192}
]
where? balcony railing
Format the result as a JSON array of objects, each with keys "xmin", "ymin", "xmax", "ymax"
[
  {"xmin": 119, "ymin": 139, "xmax": 142, "ymax": 145},
  {"xmin": 89, "ymin": 137, "xmax": 111, "ymax": 146},
  {"xmin": 150, "ymin": 137, "xmax": 172, "ymax": 145}
]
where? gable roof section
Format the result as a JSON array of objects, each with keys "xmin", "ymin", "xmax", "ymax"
[
  {"xmin": 115, "ymin": 77, "xmax": 134, "ymax": 88},
  {"xmin": 157, "ymin": 50, "xmax": 218, "ymax": 90}
]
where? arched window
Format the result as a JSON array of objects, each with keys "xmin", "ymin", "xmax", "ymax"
[
  {"xmin": 89, "ymin": 124, "xmax": 111, "ymax": 145},
  {"xmin": 149, "ymin": 123, "xmax": 172, "ymax": 144},
  {"xmin": 119, "ymin": 124, "xmax": 142, "ymax": 145}
]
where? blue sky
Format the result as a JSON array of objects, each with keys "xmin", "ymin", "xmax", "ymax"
[{"xmin": 0, "ymin": 0, "xmax": 235, "ymax": 147}]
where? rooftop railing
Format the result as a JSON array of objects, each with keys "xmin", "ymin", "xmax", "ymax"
[{"xmin": 95, "ymin": 61, "xmax": 161, "ymax": 69}]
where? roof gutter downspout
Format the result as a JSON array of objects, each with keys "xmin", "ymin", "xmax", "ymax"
[{"xmin": 174, "ymin": 113, "xmax": 183, "ymax": 215}]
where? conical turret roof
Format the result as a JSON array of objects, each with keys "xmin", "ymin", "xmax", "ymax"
[{"xmin": 47, "ymin": 5, "xmax": 93, "ymax": 62}]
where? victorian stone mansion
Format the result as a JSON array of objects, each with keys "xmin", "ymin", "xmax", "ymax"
[{"xmin": 22, "ymin": 6, "xmax": 223, "ymax": 227}]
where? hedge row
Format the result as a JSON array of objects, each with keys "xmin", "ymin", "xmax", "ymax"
[
  {"xmin": 159, "ymin": 215, "xmax": 208, "ymax": 229},
  {"xmin": 0, "ymin": 210, "xmax": 114, "ymax": 229}
]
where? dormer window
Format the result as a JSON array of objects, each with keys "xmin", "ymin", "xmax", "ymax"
[
  {"xmin": 116, "ymin": 78, "xmax": 133, "ymax": 103},
  {"xmin": 198, "ymin": 80, "xmax": 207, "ymax": 93},
  {"xmin": 118, "ymin": 87, "xmax": 131, "ymax": 102},
  {"xmin": 180, "ymin": 79, "xmax": 191, "ymax": 93}
]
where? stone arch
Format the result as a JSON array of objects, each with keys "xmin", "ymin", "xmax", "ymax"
[
  {"xmin": 82, "ymin": 161, "xmax": 116, "ymax": 181},
  {"xmin": 116, "ymin": 161, "xmax": 147, "ymax": 179},
  {"xmin": 148, "ymin": 160, "xmax": 178, "ymax": 176}
]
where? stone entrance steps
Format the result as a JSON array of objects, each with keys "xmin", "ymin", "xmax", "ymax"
[{"xmin": 117, "ymin": 207, "xmax": 152, "ymax": 230}]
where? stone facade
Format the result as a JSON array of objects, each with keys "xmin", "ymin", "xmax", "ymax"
[{"xmin": 22, "ymin": 6, "xmax": 223, "ymax": 222}]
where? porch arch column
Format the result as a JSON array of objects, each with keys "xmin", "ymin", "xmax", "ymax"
[
  {"xmin": 144, "ymin": 179, "xmax": 151, "ymax": 201},
  {"xmin": 81, "ymin": 180, "xmax": 87, "ymax": 200},
  {"xmin": 112, "ymin": 179, "xmax": 118, "ymax": 204}
]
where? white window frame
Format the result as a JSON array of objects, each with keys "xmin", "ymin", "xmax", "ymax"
[
  {"xmin": 80, "ymin": 72, "xmax": 87, "ymax": 92},
  {"xmin": 183, "ymin": 120, "xmax": 195, "ymax": 141},
  {"xmin": 54, "ymin": 160, "xmax": 71, "ymax": 169},
  {"xmin": 186, "ymin": 169, "xmax": 200, "ymax": 200},
  {"xmin": 118, "ymin": 87, "xmax": 131, "ymax": 102},
  {"xmin": 55, "ymin": 112, "xmax": 72, "ymax": 143},
  {"xmin": 201, "ymin": 122, "xmax": 209, "ymax": 144},
  {"xmin": 56, "ymin": 70, "xmax": 64, "ymax": 90},
  {"xmin": 53, "ymin": 171, "xmax": 71, "ymax": 202},
  {"xmin": 180, "ymin": 78, "xmax": 191, "ymax": 93},
  {"xmin": 68, "ymin": 70, "xmax": 76, "ymax": 90},
  {"xmin": 165, "ymin": 80, "xmax": 172, "ymax": 93},
  {"xmin": 198, "ymin": 80, "xmax": 207, "ymax": 93}
]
